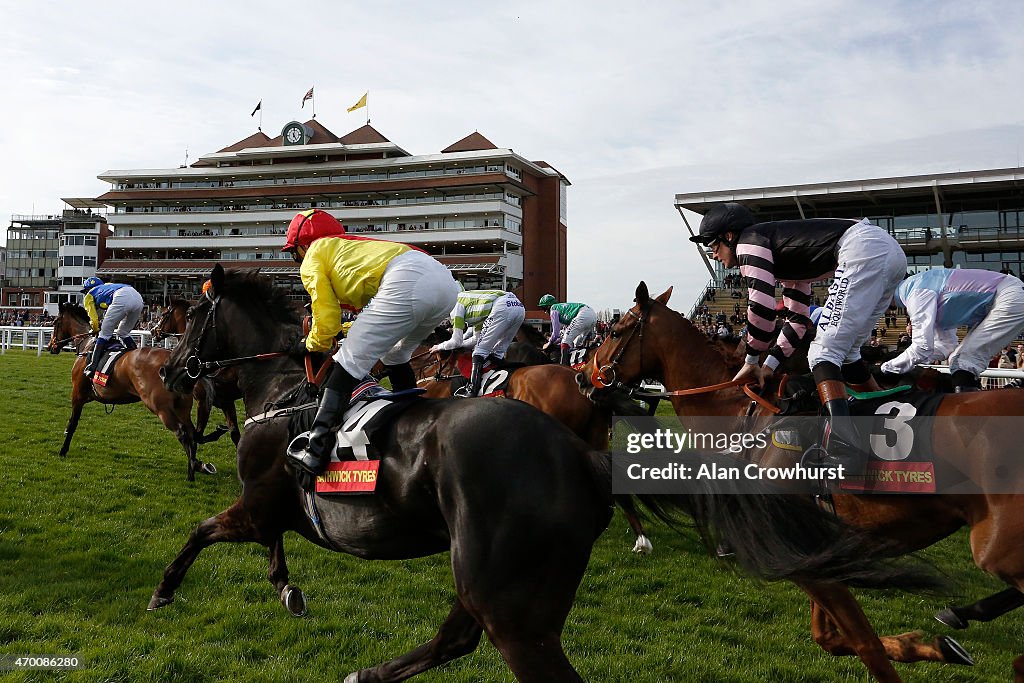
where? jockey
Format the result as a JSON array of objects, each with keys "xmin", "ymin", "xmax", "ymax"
[
  {"xmin": 538, "ymin": 294, "xmax": 598, "ymax": 365},
  {"xmin": 691, "ymin": 202, "xmax": 907, "ymax": 473},
  {"xmin": 881, "ymin": 268, "xmax": 1024, "ymax": 392},
  {"xmin": 282, "ymin": 209, "xmax": 460, "ymax": 476},
  {"xmin": 429, "ymin": 289, "xmax": 526, "ymax": 397},
  {"xmin": 80, "ymin": 276, "xmax": 145, "ymax": 376}
]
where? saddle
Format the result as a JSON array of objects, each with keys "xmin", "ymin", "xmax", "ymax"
[
  {"xmin": 286, "ymin": 377, "xmax": 424, "ymax": 496},
  {"xmin": 450, "ymin": 356, "xmax": 517, "ymax": 397},
  {"xmin": 770, "ymin": 376, "xmax": 948, "ymax": 494},
  {"xmin": 88, "ymin": 343, "xmax": 130, "ymax": 388}
]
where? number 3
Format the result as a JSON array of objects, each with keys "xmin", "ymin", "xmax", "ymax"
[{"xmin": 870, "ymin": 401, "xmax": 917, "ymax": 461}]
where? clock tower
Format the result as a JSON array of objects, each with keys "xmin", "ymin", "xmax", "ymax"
[{"xmin": 282, "ymin": 121, "xmax": 311, "ymax": 146}]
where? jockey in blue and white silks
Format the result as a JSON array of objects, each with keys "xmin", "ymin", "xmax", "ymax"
[
  {"xmin": 881, "ymin": 268, "xmax": 1024, "ymax": 391},
  {"xmin": 81, "ymin": 277, "xmax": 144, "ymax": 375}
]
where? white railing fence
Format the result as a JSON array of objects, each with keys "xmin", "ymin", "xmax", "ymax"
[{"xmin": 0, "ymin": 327, "xmax": 175, "ymax": 356}]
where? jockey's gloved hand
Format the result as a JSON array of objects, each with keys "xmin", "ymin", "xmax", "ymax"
[{"xmin": 287, "ymin": 337, "xmax": 309, "ymax": 359}]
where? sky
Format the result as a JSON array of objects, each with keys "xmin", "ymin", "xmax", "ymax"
[{"xmin": 2, "ymin": 0, "xmax": 1024, "ymax": 313}]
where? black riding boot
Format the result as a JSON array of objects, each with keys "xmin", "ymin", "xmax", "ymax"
[
  {"xmin": 85, "ymin": 337, "xmax": 109, "ymax": 376},
  {"xmin": 119, "ymin": 335, "xmax": 138, "ymax": 351},
  {"xmin": 467, "ymin": 356, "xmax": 485, "ymax": 397},
  {"xmin": 559, "ymin": 345, "xmax": 571, "ymax": 366},
  {"xmin": 813, "ymin": 363, "xmax": 868, "ymax": 477},
  {"xmin": 951, "ymin": 369, "xmax": 981, "ymax": 393},
  {"xmin": 290, "ymin": 364, "xmax": 358, "ymax": 476},
  {"xmin": 382, "ymin": 362, "xmax": 417, "ymax": 392}
]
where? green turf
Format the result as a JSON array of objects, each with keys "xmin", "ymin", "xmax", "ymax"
[{"xmin": 0, "ymin": 350, "xmax": 1021, "ymax": 681}]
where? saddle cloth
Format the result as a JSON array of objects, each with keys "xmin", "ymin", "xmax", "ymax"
[
  {"xmin": 771, "ymin": 381, "xmax": 947, "ymax": 494},
  {"xmin": 452, "ymin": 356, "xmax": 514, "ymax": 397},
  {"xmin": 286, "ymin": 378, "xmax": 424, "ymax": 496},
  {"xmin": 91, "ymin": 348, "xmax": 129, "ymax": 388}
]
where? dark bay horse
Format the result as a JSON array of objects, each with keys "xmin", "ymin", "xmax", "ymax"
[
  {"xmin": 155, "ymin": 266, "xmax": 937, "ymax": 682},
  {"xmin": 416, "ymin": 346, "xmax": 654, "ymax": 553},
  {"xmin": 590, "ymin": 281, "xmax": 1024, "ymax": 681},
  {"xmin": 47, "ymin": 302, "xmax": 221, "ymax": 481},
  {"xmin": 153, "ymin": 299, "xmax": 242, "ymax": 446}
]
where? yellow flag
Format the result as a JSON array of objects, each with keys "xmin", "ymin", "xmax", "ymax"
[{"xmin": 347, "ymin": 91, "xmax": 368, "ymax": 112}]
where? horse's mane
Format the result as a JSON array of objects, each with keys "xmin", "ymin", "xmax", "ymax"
[
  {"xmin": 516, "ymin": 323, "xmax": 547, "ymax": 347},
  {"xmin": 221, "ymin": 269, "xmax": 302, "ymax": 325},
  {"xmin": 168, "ymin": 298, "xmax": 190, "ymax": 310},
  {"xmin": 63, "ymin": 303, "xmax": 90, "ymax": 325},
  {"xmin": 655, "ymin": 300, "xmax": 741, "ymax": 371}
]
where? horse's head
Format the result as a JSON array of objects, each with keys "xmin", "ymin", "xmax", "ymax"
[
  {"xmin": 152, "ymin": 300, "xmax": 187, "ymax": 342},
  {"xmin": 161, "ymin": 264, "xmax": 300, "ymax": 394},
  {"xmin": 47, "ymin": 302, "xmax": 89, "ymax": 354},
  {"xmin": 589, "ymin": 281, "xmax": 673, "ymax": 389}
]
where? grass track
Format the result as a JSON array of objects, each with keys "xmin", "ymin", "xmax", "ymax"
[{"xmin": 0, "ymin": 350, "xmax": 1021, "ymax": 681}]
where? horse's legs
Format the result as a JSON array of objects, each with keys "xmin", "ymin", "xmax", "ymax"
[
  {"xmin": 221, "ymin": 400, "xmax": 241, "ymax": 446},
  {"xmin": 935, "ymin": 587, "xmax": 1024, "ymax": 629},
  {"xmin": 810, "ymin": 599, "xmax": 971, "ymax": 665},
  {"xmin": 344, "ymin": 599, "xmax": 483, "ymax": 683},
  {"xmin": 1014, "ymin": 654, "xmax": 1024, "ymax": 683},
  {"xmin": 148, "ymin": 501, "xmax": 259, "ymax": 609},
  {"xmin": 267, "ymin": 535, "xmax": 306, "ymax": 617},
  {"xmin": 801, "ymin": 583, "xmax": 903, "ymax": 682},
  {"xmin": 58, "ymin": 397, "xmax": 87, "ymax": 458},
  {"xmin": 614, "ymin": 495, "xmax": 652, "ymax": 554}
]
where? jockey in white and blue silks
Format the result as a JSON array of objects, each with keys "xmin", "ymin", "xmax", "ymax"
[
  {"xmin": 429, "ymin": 289, "xmax": 526, "ymax": 397},
  {"xmin": 81, "ymin": 276, "xmax": 145, "ymax": 375},
  {"xmin": 881, "ymin": 268, "xmax": 1024, "ymax": 392}
]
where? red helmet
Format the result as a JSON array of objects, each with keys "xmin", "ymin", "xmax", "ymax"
[{"xmin": 282, "ymin": 209, "xmax": 346, "ymax": 252}]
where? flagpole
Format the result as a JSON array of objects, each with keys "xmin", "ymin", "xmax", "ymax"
[
  {"xmin": 312, "ymin": 92, "xmax": 316, "ymax": 119},
  {"xmin": 259, "ymin": 102, "xmax": 263, "ymax": 131}
]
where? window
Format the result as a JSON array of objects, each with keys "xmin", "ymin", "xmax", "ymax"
[{"xmin": 84, "ymin": 256, "xmax": 96, "ymax": 267}]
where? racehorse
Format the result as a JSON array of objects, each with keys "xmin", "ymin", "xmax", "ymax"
[
  {"xmin": 47, "ymin": 302, "xmax": 222, "ymax": 481},
  {"xmin": 153, "ymin": 299, "xmax": 242, "ymax": 446},
  {"xmin": 155, "ymin": 266, "xmax": 938, "ymax": 682},
  {"xmin": 415, "ymin": 343, "xmax": 655, "ymax": 553},
  {"xmin": 590, "ymin": 281, "xmax": 1024, "ymax": 681}
]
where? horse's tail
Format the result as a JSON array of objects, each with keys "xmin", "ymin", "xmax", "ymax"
[{"xmin": 632, "ymin": 458, "xmax": 945, "ymax": 592}]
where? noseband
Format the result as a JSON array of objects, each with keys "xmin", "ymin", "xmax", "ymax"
[
  {"xmin": 591, "ymin": 307, "xmax": 645, "ymax": 390},
  {"xmin": 185, "ymin": 289, "xmax": 219, "ymax": 379}
]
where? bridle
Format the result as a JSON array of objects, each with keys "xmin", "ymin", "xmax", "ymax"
[
  {"xmin": 587, "ymin": 303, "xmax": 781, "ymax": 416},
  {"xmin": 181, "ymin": 288, "xmax": 291, "ymax": 381},
  {"xmin": 590, "ymin": 306, "xmax": 646, "ymax": 390}
]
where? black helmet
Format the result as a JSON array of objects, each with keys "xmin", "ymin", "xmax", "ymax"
[{"xmin": 689, "ymin": 203, "xmax": 755, "ymax": 245}]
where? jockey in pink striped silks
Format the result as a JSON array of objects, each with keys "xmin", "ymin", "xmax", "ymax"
[{"xmin": 690, "ymin": 203, "xmax": 906, "ymax": 474}]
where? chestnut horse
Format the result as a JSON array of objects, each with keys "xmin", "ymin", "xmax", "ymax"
[
  {"xmin": 155, "ymin": 266, "xmax": 940, "ymax": 682},
  {"xmin": 47, "ymin": 302, "xmax": 221, "ymax": 481},
  {"xmin": 153, "ymin": 299, "xmax": 242, "ymax": 446},
  {"xmin": 590, "ymin": 281, "xmax": 1024, "ymax": 682}
]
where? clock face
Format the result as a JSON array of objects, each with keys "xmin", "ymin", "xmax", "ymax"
[{"xmin": 285, "ymin": 126, "xmax": 303, "ymax": 144}]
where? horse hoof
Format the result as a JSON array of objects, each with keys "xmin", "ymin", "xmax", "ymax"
[
  {"xmin": 632, "ymin": 535, "xmax": 653, "ymax": 554},
  {"xmin": 937, "ymin": 635, "xmax": 974, "ymax": 666},
  {"xmin": 147, "ymin": 594, "xmax": 174, "ymax": 611},
  {"xmin": 934, "ymin": 607, "xmax": 969, "ymax": 630},
  {"xmin": 199, "ymin": 462, "xmax": 218, "ymax": 475},
  {"xmin": 281, "ymin": 585, "xmax": 307, "ymax": 617}
]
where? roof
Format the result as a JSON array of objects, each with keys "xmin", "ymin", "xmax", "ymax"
[
  {"xmin": 442, "ymin": 132, "xmax": 498, "ymax": 153},
  {"xmin": 338, "ymin": 124, "xmax": 391, "ymax": 145},
  {"xmin": 61, "ymin": 197, "xmax": 108, "ymax": 210},
  {"xmin": 264, "ymin": 119, "xmax": 340, "ymax": 146},
  {"xmin": 674, "ymin": 167, "xmax": 1024, "ymax": 216},
  {"xmin": 215, "ymin": 131, "xmax": 272, "ymax": 154}
]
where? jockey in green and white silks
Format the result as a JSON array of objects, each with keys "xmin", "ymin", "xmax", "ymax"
[
  {"xmin": 430, "ymin": 289, "xmax": 526, "ymax": 397},
  {"xmin": 81, "ymin": 277, "xmax": 144, "ymax": 375},
  {"xmin": 538, "ymin": 295, "xmax": 597, "ymax": 365}
]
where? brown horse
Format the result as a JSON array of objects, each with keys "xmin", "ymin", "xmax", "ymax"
[
  {"xmin": 48, "ymin": 302, "xmax": 222, "ymax": 481},
  {"xmin": 153, "ymin": 299, "xmax": 242, "ymax": 446},
  {"xmin": 590, "ymin": 281, "xmax": 1024, "ymax": 681}
]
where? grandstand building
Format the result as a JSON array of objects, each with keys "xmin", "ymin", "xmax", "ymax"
[
  {"xmin": 678, "ymin": 167, "xmax": 1024, "ymax": 346},
  {"xmin": 2, "ymin": 209, "xmax": 109, "ymax": 313},
  {"xmin": 93, "ymin": 121, "xmax": 569, "ymax": 307}
]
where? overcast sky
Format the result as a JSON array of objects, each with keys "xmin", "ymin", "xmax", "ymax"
[{"xmin": 2, "ymin": 0, "xmax": 1023, "ymax": 312}]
